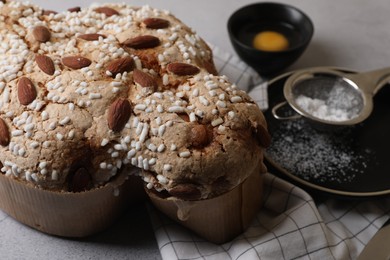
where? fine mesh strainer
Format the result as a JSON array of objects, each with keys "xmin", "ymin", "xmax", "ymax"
[{"xmin": 272, "ymin": 67, "xmax": 390, "ymax": 127}]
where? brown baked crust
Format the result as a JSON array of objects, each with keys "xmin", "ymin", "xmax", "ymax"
[{"xmin": 0, "ymin": 1, "xmax": 269, "ymax": 199}]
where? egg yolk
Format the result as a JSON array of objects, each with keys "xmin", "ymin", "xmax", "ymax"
[{"xmin": 252, "ymin": 31, "xmax": 289, "ymax": 51}]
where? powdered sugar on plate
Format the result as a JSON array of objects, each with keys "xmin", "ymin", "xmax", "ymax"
[{"xmin": 266, "ymin": 119, "xmax": 373, "ymax": 184}]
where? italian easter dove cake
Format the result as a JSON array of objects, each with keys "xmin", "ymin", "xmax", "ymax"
[{"xmin": 0, "ymin": 0, "xmax": 270, "ymax": 242}]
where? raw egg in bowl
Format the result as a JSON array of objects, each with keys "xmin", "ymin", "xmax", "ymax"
[{"xmin": 228, "ymin": 2, "xmax": 314, "ymax": 75}]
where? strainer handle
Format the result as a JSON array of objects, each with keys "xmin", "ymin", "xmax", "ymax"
[
  {"xmin": 347, "ymin": 67, "xmax": 390, "ymax": 96},
  {"xmin": 271, "ymin": 101, "xmax": 302, "ymax": 120}
]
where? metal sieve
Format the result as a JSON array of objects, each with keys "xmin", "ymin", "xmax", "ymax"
[{"xmin": 272, "ymin": 67, "xmax": 390, "ymax": 127}]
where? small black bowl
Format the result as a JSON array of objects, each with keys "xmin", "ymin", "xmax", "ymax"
[{"xmin": 227, "ymin": 2, "xmax": 314, "ymax": 76}]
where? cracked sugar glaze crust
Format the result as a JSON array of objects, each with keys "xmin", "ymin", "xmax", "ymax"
[{"xmin": 0, "ymin": 1, "xmax": 269, "ymax": 199}]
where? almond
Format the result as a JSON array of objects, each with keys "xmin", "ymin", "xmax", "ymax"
[
  {"xmin": 17, "ymin": 77, "xmax": 37, "ymax": 105},
  {"xmin": 94, "ymin": 7, "xmax": 119, "ymax": 17},
  {"xmin": 167, "ymin": 62, "xmax": 200, "ymax": 76},
  {"xmin": 77, "ymin": 33, "xmax": 107, "ymax": 41},
  {"xmin": 69, "ymin": 167, "xmax": 91, "ymax": 192},
  {"xmin": 133, "ymin": 69, "xmax": 157, "ymax": 90},
  {"xmin": 190, "ymin": 124, "xmax": 211, "ymax": 148},
  {"xmin": 42, "ymin": 10, "xmax": 57, "ymax": 16},
  {"xmin": 106, "ymin": 57, "xmax": 134, "ymax": 77},
  {"xmin": 35, "ymin": 54, "xmax": 55, "ymax": 75},
  {"xmin": 178, "ymin": 113, "xmax": 190, "ymax": 122},
  {"xmin": 108, "ymin": 98, "xmax": 131, "ymax": 132},
  {"xmin": 68, "ymin": 6, "xmax": 81, "ymax": 13},
  {"xmin": 169, "ymin": 184, "xmax": 201, "ymax": 200},
  {"xmin": 123, "ymin": 35, "xmax": 160, "ymax": 49},
  {"xmin": 0, "ymin": 117, "xmax": 10, "ymax": 147},
  {"xmin": 143, "ymin": 18, "xmax": 170, "ymax": 29},
  {"xmin": 32, "ymin": 25, "xmax": 51, "ymax": 43},
  {"xmin": 62, "ymin": 56, "xmax": 92, "ymax": 70}
]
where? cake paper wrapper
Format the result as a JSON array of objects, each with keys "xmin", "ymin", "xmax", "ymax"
[
  {"xmin": 0, "ymin": 170, "xmax": 145, "ymax": 237},
  {"xmin": 146, "ymin": 163, "xmax": 264, "ymax": 244}
]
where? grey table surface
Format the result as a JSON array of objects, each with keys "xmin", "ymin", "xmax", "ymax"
[{"xmin": 2, "ymin": 0, "xmax": 390, "ymax": 259}]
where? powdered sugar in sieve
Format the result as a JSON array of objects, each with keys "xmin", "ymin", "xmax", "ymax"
[
  {"xmin": 281, "ymin": 67, "xmax": 390, "ymax": 126},
  {"xmin": 293, "ymin": 76, "xmax": 363, "ymax": 122}
]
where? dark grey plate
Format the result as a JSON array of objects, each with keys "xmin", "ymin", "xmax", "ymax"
[{"xmin": 264, "ymin": 69, "xmax": 390, "ymax": 197}]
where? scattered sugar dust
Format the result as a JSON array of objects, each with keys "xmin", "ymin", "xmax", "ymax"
[{"xmin": 266, "ymin": 119, "xmax": 373, "ymax": 184}]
